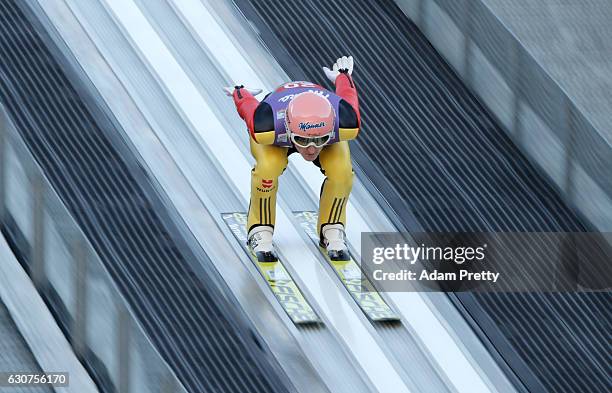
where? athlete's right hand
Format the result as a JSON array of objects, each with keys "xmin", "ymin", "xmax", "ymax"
[{"xmin": 223, "ymin": 86, "xmax": 263, "ymax": 96}]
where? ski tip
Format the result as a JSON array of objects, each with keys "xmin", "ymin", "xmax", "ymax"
[
  {"xmin": 371, "ymin": 315, "xmax": 402, "ymax": 323},
  {"xmin": 293, "ymin": 318, "xmax": 324, "ymax": 326}
]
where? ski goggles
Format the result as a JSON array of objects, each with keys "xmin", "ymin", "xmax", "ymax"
[{"xmin": 289, "ymin": 132, "xmax": 332, "ymax": 148}]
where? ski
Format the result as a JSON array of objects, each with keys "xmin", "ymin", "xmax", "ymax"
[
  {"xmin": 222, "ymin": 213, "xmax": 320, "ymax": 325},
  {"xmin": 294, "ymin": 211, "xmax": 400, "ymax": 322}
]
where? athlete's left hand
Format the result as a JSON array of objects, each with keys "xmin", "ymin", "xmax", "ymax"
[
  {"xmin": 323, "ymin": 55, "xmax": 354, "ymax": 83},
  {"xmin": 223, "ymin": 86, "xmax": 263, "ymax": 96}
]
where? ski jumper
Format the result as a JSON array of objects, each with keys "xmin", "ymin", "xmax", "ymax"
[{"xmin": 231, "ymin": 74, "xmax": 360, "ymax": 239}]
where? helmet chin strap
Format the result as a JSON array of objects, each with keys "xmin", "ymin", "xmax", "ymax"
[
  {"xmin": 284, "ymin": 110, "xmax": 291, "ymax": 132},
  {"xmin": 285, "ymin": 116, "xmax": 296, "ymax": 148}
]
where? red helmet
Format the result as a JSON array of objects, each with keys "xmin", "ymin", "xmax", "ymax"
[{"xmin": 286, "ymin": 92, "xmax": 335, "ymax": 139}]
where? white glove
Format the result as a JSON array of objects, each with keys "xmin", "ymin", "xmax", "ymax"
[
  {"xmin": 323, "ymin": 55, "xmax": 354, "ymax": 83},
  {"xmin": 223, "ymin": 86, "xmax": 263, "ymax": 97}
]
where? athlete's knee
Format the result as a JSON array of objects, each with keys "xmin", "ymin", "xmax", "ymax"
[
  {"xmin": 253, "ymin": 153, "xmax": 288, "ymax": 179},
  {"xmin": 326, "ymin": 162, "xmax": 354, "ymax": 188}
]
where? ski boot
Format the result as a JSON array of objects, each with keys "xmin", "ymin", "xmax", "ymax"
[
  {"xmin": 247, "ymin": 226, "xmax": 278, "ymax": 262},
  {"xmin": 319, "ymin": 223, "xmax": 351, "ymax": 261}
]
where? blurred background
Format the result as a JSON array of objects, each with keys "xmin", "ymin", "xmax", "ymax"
[{"xmin": 0, "ymin": 0, "xmax": 610, "ymax": 392}]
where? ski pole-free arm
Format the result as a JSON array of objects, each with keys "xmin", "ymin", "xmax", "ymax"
[
  {"xmin": 322, "ymin": 56, "xmax": 360, "ymax": 140},
  {"xmin": 232, "ymin": 86, "xmax": 275, "ymax": 145},
  {"xmin": 335, "ymin": 73, "xmax": 361, "ymax": 140}
]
